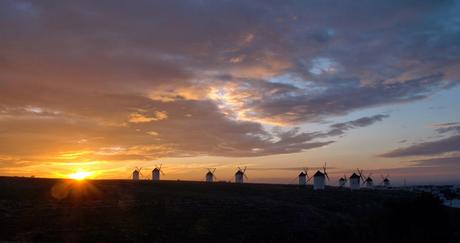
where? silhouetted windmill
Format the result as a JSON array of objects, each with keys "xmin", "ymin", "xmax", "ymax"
[
  {"xmin": 338, "ymin": 174, "xmax": 347, "ymax": 187},
  {"xmin": 205, "ymin": 168, "xmax": 216, "ymax": 182},
  {"xmin": 235, "ymin": 167, "xmax": 247, "ymax": 184},
  {"xmin": 152, "ymin": 164, "xmax": 164, "ymax": 181},
  {"xmin": 313, "ymin": 163, "xmax": 329, "ymax": 190},
  {"xmin": 298, "ymin": 168, "xmax": 310, "ymax": 186},
  {"xmin": 363, "ymin": 172, "xmax": 374, "ymax": 188},
  {"xmin": 132, "ymin": 167, "xmax": 143, "ymax": 181},
  {"xmin": 349, "ymin": 170, "xmax": 362, "ymax": 190},
  {"xmin": 381, "ymin": 174, "xmax": 391, "ymax": 188}
]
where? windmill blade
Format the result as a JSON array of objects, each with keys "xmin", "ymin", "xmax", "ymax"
[
  {"xmin": 244, "ymin": 174, "xmax": 248, "ymax": 180},
  {"xmin": 325, "ymin": 172, "xmax": 330, "ymax": 181},
  {"xmin": 243, "ymin": 166, "xmax": 247, "ymax": 173},
  {"xmin": 307, "ymin": 176, "xmax": 313, "ymax": 182},
  {"xmin": 212, "ymin": 168, "xmax": 216, "ymax": 173},
  {"xmin": 303, "ymin": 168, "xmax": 310, "ymax": 180},
  {"xmin": 358, "ymin": 169, "xmax": 365, "ymax": 181}
]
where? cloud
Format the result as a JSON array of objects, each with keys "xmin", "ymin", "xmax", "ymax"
[
  {"xmin": 128, "ymin": 111, "xmax": 168, "ymax": 123},
  {"xmin": 382, "ymin": 119, "xmax": 460, "ymax": 158},
  {"xmin": 1, "ymin": 1, "xmax": 459, "ymax": 125},
  {"xmin": 0, "ymin": 94, "xmax": 336, "ymax": 160},
  {"xmin": 433, "ymin": 122, "xmax": 460, "ymax": 134},
  {"xmin": 410, "ymin": 156, "xmax": 460, "ymax": 168},
  {"xmin": 0, "ymin": 0, "xmax": 459, "ymax": 169},
  {"xmin": 326, "ymin": 114, "xmax": 389, "ymax": 137}
]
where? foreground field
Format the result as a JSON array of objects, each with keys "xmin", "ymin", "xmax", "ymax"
[{"xmin": 0, "ymin": 177, "xmax": 459, "ymax": 242}]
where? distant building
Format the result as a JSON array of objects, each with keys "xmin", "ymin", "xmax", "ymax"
[
  {"xmin": 132, "ymin": 170, "xmax": 140, "ymax": 181},
  {"xmin": 206, "ymin": 171, "xmax": 214, "ymax": 183},
  {"xmin": 313, "ymin": 171, "xmax": 325, "ymax": 190},
  {"xmin": 152, "ymin": 168, "xmax": 161, "ymax": 181},
  {"xmin": 235, "ymin": 170, "xmax": 244, "ymax": 184},
  {"xmin": 383, "ymin": 178, "xmax": 390, "ymax": 187},
  {"xmin": 338, "ymin": 177, "xmax": 347, "ymax": 187},
  {"xmin": 445, "ymin": 199, "xmax": 460, "ymax": 208},
  {"xmin": 298, "ymin": 171, "xmax": 307, "ymax": 186},
  {"xmin": 349, "ymin": 173, "xmax": 361, "ymax": 190},
  {"xmin": 364, "ymin": 177, "xmax": 374, "ymax": 188}
]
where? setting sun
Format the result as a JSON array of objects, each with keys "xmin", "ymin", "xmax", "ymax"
[{"xmin": 68, "ymin": 170, "xmax": 93, "ymax": 180}]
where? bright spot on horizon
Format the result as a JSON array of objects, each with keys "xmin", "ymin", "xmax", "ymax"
[{"xmin": 68, "ymin": 170, "xmax": 93, "ymax": 180}]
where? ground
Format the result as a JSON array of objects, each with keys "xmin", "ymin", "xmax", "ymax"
[{"xmin": 0, "ymin": 177, "xmax": 459, "ymax": 242}]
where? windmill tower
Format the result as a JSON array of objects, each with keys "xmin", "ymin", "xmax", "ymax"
[
  {"xmin": 132, "ymin": 167, "xmax": 143, "ymax": 181},
  {"xmin": 381, "ymin": 174, "xmax": 390, "ymax": 188},
  {"xmin": 205, "ymin": 168, "xmax": 216, "ymax": 182},
  {"xmin": 235, "ymin": 167, "xmax": 247, "ymax": 184},
  {"xmin": 363, "ymin": 173, "xmax": 374, "ymax": 188},
  {"xmin": 350, "ymin": 169, "xmax": 364, "ymax": 190},
  {"xmin": 152, "ymin": 164, "xmax": 164, "ymax": 181},
  {"xmin": 313, "ymin": 163, "xmax": 329, "ymax": 190},
  {"xmin": 338, "ymin": 174, "xmax": 347, "ymax": 187},
  {"xmin": 298, "ymin": 168, "xmax": 309, "ymax": 186}
]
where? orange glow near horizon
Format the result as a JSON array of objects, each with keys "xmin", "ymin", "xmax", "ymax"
[{"xmin": 68, "ymin": 169, "xmax": 93, "ymax": 180}]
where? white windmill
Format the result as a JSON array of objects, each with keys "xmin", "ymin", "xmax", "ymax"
[
  {"xmin": 338, "ymin": 174, "xmax": 347, "ymax": 187},
  {"xmin": 235, "ymin": 167, "xmax": 247, "ymax": 184},
  {"xmin": 313, "ymin": 163, "xmax": 329, "ymax": 190},
  {"xmin": 132, "ymin": 167, "xmax": 143, "ymax": 181},
  {"xmin": 349, "ymin": 170, "xmax": 362, "ymax": 190},
  {"xmin": 205, "ymin": 168, "xmax": 216, "ymax": 182},
  {"xmin": 381, "ymin": 174, "xmax": 391, "ymax": 188},
  {"xmin": 298, "ymin": 168, "xmax": 310, "ymax": 186},
  {"xmin": 152, "ymin": 164, "xmax": 164, "ymax": 181}
]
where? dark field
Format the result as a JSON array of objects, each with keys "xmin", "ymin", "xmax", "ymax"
[{"xmin": 0, "ymin": 177, "xmax": 459, "ymax": 242}]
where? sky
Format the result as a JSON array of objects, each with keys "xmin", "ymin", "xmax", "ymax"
[{"xmin": 1, "ymin": 0, "xmax": 460, "ymax": 185}]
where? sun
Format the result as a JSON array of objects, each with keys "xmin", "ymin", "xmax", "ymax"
[{"xmin": 68, "ymin": 170, "xmax": 93, "ymax": 180}]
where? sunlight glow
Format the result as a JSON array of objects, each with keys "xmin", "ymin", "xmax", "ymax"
[{"xmin": 68, "ymin": 170, "xmax": 93, "ymax": 180}]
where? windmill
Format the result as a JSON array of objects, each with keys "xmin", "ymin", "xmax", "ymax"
[
  {"xmin": 338, "ymin": 174, "xmax": 347, "ymax": 187},
  {"xmin": 205, "ymin": 168, "xmax": 216, "ymax": 182},
  {"xmin": 313, "ymin": 163, "xmax": 329, "ymax": 190},
  {"xmin": 381, "ymin": 174, "xmax": 390, "ymax": 188},
  {"xmin": 152, "ymin": 164, "xmax": 164, "ymax": 181},
  {"xmin": 349, "ymin": 169, "xmax": 362, "ymax": 190},
  {"xmin": 298, "ymin": 168, "xmax": 310, "ymax": 186},
  {"xmin": 235, "ymin": 166, "xmax": 247, "ymax": 184},
  {"xmin": 132, "ymin": 167, "xmax": 143, "ymax": 181},
  {"xmin": 362, "ymin": 171, "xmax": 374, "ymax": 188}
]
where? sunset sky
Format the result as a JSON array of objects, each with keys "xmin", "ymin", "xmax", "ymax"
[{"xmin": 1, "ymin": 0, "xmax": 460, "ymax": 185}]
